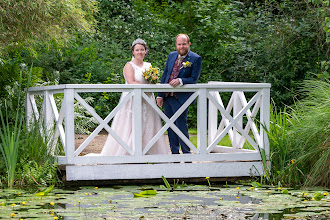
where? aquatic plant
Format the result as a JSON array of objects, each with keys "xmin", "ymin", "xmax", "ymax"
[
  {"xmin": 288, "ymin": 79, "xmax": 330, "ymax": 187},
  {"xmin": 259, "ymin": 79, "xmax": 329, "ymax": 187},
  {"xmin": 0, "ymin": 69, "xmax": 29, "ymax": 187}
]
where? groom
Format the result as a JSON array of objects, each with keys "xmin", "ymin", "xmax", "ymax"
[{"xmin": 157, "ymin": 33, "xmax": 202, "ymax": 154}]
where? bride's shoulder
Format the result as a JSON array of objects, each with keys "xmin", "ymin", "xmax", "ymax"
[
  {"xmin": 145, "ymin": 62, "xmax": 151, "ymax": 67},
  {"xmin": 124, "ymin": 62, "xmax": 134, "ymax": 70}
]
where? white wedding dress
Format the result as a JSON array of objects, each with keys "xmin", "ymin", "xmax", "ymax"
[{"xmin": 100, "ymin": 62, "xmax": 169, "ymax": 155}]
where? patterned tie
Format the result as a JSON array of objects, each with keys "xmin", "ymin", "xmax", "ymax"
[
  {"xmin": 168, "ymin": 57, "xmax": 184, "ymax": 83},
  {"xmin": 165, "ymin": 57, "xmax": 184, "ymax": 97}
]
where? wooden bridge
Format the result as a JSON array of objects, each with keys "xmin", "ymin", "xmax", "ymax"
[{"xmin": 26, "ymin": 82, "xmax": 270, "ymax": 181}]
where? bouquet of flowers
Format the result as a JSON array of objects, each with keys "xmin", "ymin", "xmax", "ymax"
[{"xmin": 142, "ymin": 66, "xmax": 160, "ymax": 84}]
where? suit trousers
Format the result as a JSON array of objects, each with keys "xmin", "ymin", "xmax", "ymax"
[{"xmin": 164, "ymin": 96, "xmax": 191, "ymax": 154}]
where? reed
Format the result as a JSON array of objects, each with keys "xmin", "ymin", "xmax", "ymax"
[
  {"xmin": 0, "ymin": 70, "xmax": 27, "ymax": 187},
  {"xmin": 288, "ymin": 79, "xmax": 330, "ymax": 187}
]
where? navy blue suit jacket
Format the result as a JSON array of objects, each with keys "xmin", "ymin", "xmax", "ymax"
[{"xmin": 159, "ymin": 50, "xmax": 202, "ymax": 104}]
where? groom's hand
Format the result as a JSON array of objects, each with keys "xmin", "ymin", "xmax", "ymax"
[
  {"xmin": 156, "ymin": 97, "xmax": 163, "ymax": 108},
  {"xmin": 169, "ymin": 78, "xmax": 181, "ymax": 87}
]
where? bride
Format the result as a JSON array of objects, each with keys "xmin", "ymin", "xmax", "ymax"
[{"xmin": 100, "ymin": 38, "xmax": 169, "ymax": 155}]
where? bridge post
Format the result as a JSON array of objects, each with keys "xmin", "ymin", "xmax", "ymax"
[
  {"xmin": 64, "ymin": 88, "xmax": 75, "ymax": 164},
  {"xmin": 133, "ymin": 88, "xmax": 142, "ymax": 156},
  {"xmin": 26, "ymin": 92, "xmax": 33, "ymax": 128},
  {"xmin": 261, "ymin": 87, "xmax": 270, "ymax": 160},
  {"xmin": 43, "ymin": 90, "xmax": 54, "ymax": 135},
  {"xmin": 197, "ymin": 88, "xmax": 207, "ymax": 154}
]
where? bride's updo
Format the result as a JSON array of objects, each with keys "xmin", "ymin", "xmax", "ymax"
[{"xmin": 131, "ymin": 38, "xmax": 149, "ymax": 53}]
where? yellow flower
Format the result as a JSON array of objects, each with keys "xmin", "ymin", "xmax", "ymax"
[
  {"xmin": 278, "ymin": 187, "xmax": 281, "ymax": 190},
  {"xmin": 142, "ymin": 66, "xmax": 160, "ymax": 83},
  {"xmin": 50, "ymin": 202, "xmax": 55, "ymax": 206},
  {"xmin": 94, "ymin": 187, "xmax": 98, "ymax": 189},
  {"xmin": 250, "ymin": 187, "xmax": 254, "ymax": 190},
  {"xmin": 205, "ymin": 177, "xmax": 210, "ymax": 180},
  {"xmin": 323, "ymin": 193, "xmax": 328, "ymax": 196},
  {"xmin": 22, "ymin": 202, "xmax": 26, "ymax": 205},
  {"xmin": 266, "ymin": 190, "xmax": 271, "ymax": 194},
  {"xmin": 181, "ymin": 61, "xmax": 192, "ymax": 69},
  {"xmin": 54, "ymin": 217, "xmax": 58, "ymax": 220},
  {"xmin": 11, "ymin": 203, "xmax": 16, "ymax": 207},
  {"xmin": 236, "ymin": 196, "xmax": 239, "ymax": 199},
  {"xmin": 10, "ymin": 213, "xmax": 15, "ymax": 217},
  {"xmin": 234, "ymin": 201, "xmax": 239, "ymax": 203},
  {"xmin": 85, "ymin": 193, "xmax": 88, "ymax": 195},
  {"xmin": 219, "ymin": 197, "xmax": 223, "ymax": 200},
  {"xmin": 236, "ymin": 187, "xmax": 240, "ymax": 190}
]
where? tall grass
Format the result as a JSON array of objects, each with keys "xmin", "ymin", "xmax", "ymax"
[
  {"xmin": 0, "ymin": 65, "xmax": 59, "ymax": 187},
  {"xmin": 261, "ymin": 103, "xmax": 296, "ymax": 186},
  {"xmin": 0, "ymin": 71, "xmax": 26, "ymax": 187},
  {"xmin": 263, "ymin": 79, "xmax": 329, "ymax": 187},
  {"xmin": 288, "ymin": 80, "xmax": 330, "ymax": 187}
]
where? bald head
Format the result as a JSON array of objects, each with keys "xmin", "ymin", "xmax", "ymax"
[{"xmin": 175, "ymin": 34, "xmax": 190, "ymax": 43}]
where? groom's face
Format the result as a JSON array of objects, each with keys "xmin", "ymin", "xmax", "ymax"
[{"xmin": 176, "ymin": 36, "xmax": 191, "ymax": 56}]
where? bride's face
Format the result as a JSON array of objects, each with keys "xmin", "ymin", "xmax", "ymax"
[{"xmin": 132, "ymin": 44, "xmax": 146, "ymax": 60}]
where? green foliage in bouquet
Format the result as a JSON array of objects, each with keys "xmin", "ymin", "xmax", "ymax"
[{"xmin": 143, "ymin": 66, "xmax": 161, "ymax": 84}]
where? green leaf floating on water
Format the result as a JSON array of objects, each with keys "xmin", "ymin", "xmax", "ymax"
[
  {"xmin": 313, "ymin": 192, "xmax": 324, "ymax": 201},
  {"xmin": 133, "ymin": 190, "xmax": 157, "ymax": 198},
  {"xmin": 282, "ymin": 189, "xmax": 289, "ymax": 194},
  {"xmin": 251, "ymin": 181, "xmax": 262, "ymax": 188},
  {"xmin": 35, "ymin": 185, "xmax": 54, "ymax": 196}
]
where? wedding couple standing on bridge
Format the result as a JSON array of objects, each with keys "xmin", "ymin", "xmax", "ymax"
[{"xmin": 100, "ymin": 34, "xmax": 202, "ymax": 156}]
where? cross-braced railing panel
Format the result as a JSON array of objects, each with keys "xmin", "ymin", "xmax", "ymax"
[
  {"xmin": 26, "ymin": 83, "xmax": 270, "ymax": 166},
  {"xmin": 207, "ymin": 90, "xmax": 262, "ymax": 153},
  {"xmin": 73, "ymin": 91, "xmax": 134, "ymax": 156}
]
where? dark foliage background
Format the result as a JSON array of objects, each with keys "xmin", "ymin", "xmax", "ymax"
[{"xmin": 1, "ymin": 0, "xmax": 329, "ymax": 127}]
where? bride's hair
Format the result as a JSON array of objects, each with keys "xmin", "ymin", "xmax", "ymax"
[{"xmin": 131, "ymin": 38, "xmax": 149, "ymax": 53}]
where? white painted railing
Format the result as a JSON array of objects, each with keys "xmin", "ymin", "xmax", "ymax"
[{"xmin": 26, "ymin": 82, "xmax": 270, "ymax": 181}]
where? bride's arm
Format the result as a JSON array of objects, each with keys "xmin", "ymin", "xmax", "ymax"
[{"xmin": 124, "ymin": 63, "xmax": 142, "ymax": 84}]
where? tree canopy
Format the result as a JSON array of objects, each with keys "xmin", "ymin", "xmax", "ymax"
[{"xmin": 0, "ymin": 0, "xmax": 98, "ymax": 46}]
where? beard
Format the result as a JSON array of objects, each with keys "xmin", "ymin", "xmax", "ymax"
[{"xmin": 177, "ymin": 47, "xmax": 189, "ymax": 56}]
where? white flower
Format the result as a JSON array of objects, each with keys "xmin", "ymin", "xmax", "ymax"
[{"xmin": 181, "ymin": 61, "xmax": 192, "ymax": 69}]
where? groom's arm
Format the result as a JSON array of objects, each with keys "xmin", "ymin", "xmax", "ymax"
[{"xmin": 157, "ymin": 55, "xmax": 171, "ymax": 98}]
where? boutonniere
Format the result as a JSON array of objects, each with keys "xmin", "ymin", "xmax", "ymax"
[{"xmin": 180, "ymin": 61, "xmax": 192, "ymax": 69}]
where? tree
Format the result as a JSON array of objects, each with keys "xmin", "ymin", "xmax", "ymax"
[{"xmin": 0, "ymin": 0, "xmax": 98, "ymax": 46}]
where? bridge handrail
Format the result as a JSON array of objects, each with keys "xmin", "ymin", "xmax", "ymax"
[{"xmin": 26, "ymin": 82, "xmax": 270, "ymax": 165}]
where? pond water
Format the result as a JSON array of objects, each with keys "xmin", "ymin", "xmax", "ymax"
[{"xmin": 0, "ymin": 184, "xmax": 329, "ymax": 219}]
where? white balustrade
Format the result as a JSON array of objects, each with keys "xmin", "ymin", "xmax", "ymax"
[{"xmin": 26, "ymin": 82, "xmax": 270, "ymax": 181}]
